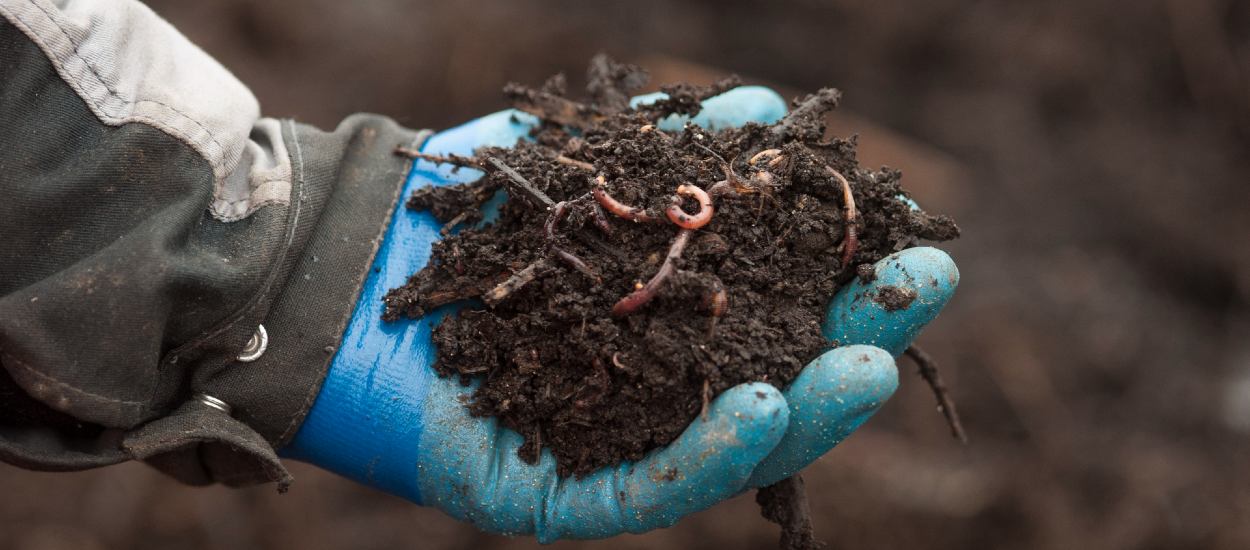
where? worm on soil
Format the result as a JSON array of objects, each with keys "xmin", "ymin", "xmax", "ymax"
[
  {"xmin": 593, "ymin": 175, "xmax": 660, "ymax": 223},
  {"xmin": 611, "ymin": 229, "xmax": 692, "ymax": 317},
  {"xmin": 825, "ymin": 165, "xmax": 859, "ymax": 267},
  {"xmin": 666, "ymin": 184, "xmax": 714, "ymax": 229}
]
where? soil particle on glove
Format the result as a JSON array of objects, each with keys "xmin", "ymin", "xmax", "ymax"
[{"xmin": 874, "ymin": 285, "xmax": 918, "ymax": 311}]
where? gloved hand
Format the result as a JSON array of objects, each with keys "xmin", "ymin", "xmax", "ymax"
[{"xmin": 280, "ymin": 86, "xmax": 959, "ymax": 541}]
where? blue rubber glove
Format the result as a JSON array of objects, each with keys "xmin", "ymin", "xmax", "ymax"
[{"xmin": 281, "ymin": 87, "xmax": 959, "ymax": 541}]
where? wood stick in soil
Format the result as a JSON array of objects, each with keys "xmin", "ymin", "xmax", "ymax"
[
  {"xmin": 393, "ymin": 147, "xmax": 482, "ymax": 170},
  {"xmin": 504, "ymin": 82, "xmax": 606, "ymax": 130},
  {"xmin": 545, "ymin": 201, "xmax": 601, "ymax": 283},
  {"xmin": 903, "ymin": 344, "xmax": 968, "ymax": 443},
  {"xmin": 484, "ymin": 156, "xmax": 555, "ymax": 208},
  {"xmin": 555, "ymin": 155, "xmax": 595, "ymax": 171},
  {"xmin": 483, "ymin": 259, "xmax": 551, "ymax": 307}
]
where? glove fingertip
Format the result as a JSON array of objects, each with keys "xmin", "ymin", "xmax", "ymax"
[
  {"xmin": 704, "ymin": 381, "xmax": 790, "ymax": 452},
  {"xmin": 824, "ymin": 246, "xmax": 959, "ymax": 356},
  {"xmin": 812, "ymin": 345, "xmax": 899, "ymax": 411},
  {"xmin": 746, "ymin": 345, "xmax": 897, "ymax": 488}
]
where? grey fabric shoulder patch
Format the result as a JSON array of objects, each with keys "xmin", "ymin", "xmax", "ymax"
[{"xmin": 0, "ymin": 0, "xmax": 290, "ymax": 222}]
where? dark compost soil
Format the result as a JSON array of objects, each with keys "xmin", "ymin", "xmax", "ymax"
[{"xmin": 385, "ymin": 57, "xmax": 959, "ymax": 547}]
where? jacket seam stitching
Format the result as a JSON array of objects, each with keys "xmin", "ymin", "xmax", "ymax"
[
  {"xmin": 273, "ymin": 120, "xmax": 317, "ymax": 444},
  {"xmin": 2, "ymin": 351, "xmax": 145, "ymax": 410}
]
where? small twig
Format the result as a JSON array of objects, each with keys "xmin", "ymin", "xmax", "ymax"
[
  {"xmin": 611, "ymin": 229, "xmax": 692, "ymax": 317},
  {"xmin": 700, "ymin": 378, "xmax": 711, "ymax": 420},
  {"xmin": 439, "ymin": 211, "xmax": 470, "ymax": 236},
  {"xmin": 666, "ymin": 183, "xmax": 715, "ymax": 229},
  {"xmin": 556, "ymin": 155, "xmax": 595, "ymax": 172},
  {"xmin": 545, "ymin": 201, "xmax": 601, "ymax": 283},
  {"xmin": 485, "ymin": 156, "xmax": 554, "ymax": 208},
  {"xmin": 904, "ymin": 345, "xmax": 968, "ymax": 444},
  {"xmin": 394, "ymin": 147, "xmax": 482, "ymax": 169},
  {"xmin": 504, "ymin": 82, "xmax": 606, "ymax": 130},
  {"xmin": 483, "ymin": 259, "xmax": 551, "ymax": 307},
  {"xmin": 825, "ymin": 165, "xmax": 859, "ymax": 268}
]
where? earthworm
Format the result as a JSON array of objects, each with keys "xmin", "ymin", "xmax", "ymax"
[
  {"xmin": 592, "ymin": 175, "xmax": 660, "ymax": 223},
  {"xmin": 825, "ymin": 166, "xmax": 859, "ymax": 267},
  {"xmin": 748, "ymin": 148, "xmax": 783, "ymax": 166},
  {"xmin": 666, "ymin": 184, "xmax": 714, "ymax": 229},
  {"xmin": 611, "ymin": 229, "xmax": 692, "ymax": 317},
  {"xmin": 708, "ymin": 179, "xmax": 736, "ymax": 197},
  {"xmin": 590, "ymin": 202, "xmax": 614, "ymax": 235},
  {"xmin": 703, "ymin": 277, "xmax": 728, "ymax": 318},
  {"xmin": 702, "ymin": 276, "xmax": 728, "ymax": 339}
]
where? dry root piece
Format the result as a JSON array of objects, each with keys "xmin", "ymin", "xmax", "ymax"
[
  {"xmin": 394, "ymin": 148, "xmax": 483, "ymax": 170},
  {"xmin": 904, "ymin": 345, "xmax": 968, "ymax": 443},
  {"xmin": 504, "ymin": 82, "xmax": 606, "ymax": 130},
  {"xmin": 757, "ymin": 475, "xmax": 824, "ymax": 550},
  {"xmin": 485, "ymin": 156, "xmax": 555, "ymax": 208},
  {"xmin": 484, "ymin": 259, "xmax": 551, "ymax": 307},
  {"xmin": 555, "ymin": 155, "xmax": 595, "ymax": 171}
]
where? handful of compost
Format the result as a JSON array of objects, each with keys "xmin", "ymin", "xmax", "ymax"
[{"xmin": 386, "ymin": 61, "xmax": 958, "ymax": 479}]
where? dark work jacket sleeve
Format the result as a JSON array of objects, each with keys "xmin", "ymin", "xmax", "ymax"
[{"xmin": 0, "ymin": 0, "xmax": 428, "ymax": 489}]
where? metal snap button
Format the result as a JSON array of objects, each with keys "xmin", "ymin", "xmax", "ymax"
[
  {"xmin": 194, "ymin": 393, "xmax": 233, "ymax": 416},
  {"xmin": 237, "ymin": 324, "xmax": 268, "ymax": 362}
]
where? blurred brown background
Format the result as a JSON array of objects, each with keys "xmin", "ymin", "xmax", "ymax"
[{"xmin": 5, "ymin": 1, "xmax": 1250, "ymax": 549}]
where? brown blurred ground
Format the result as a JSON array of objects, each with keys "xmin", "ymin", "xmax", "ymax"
[{"xmin": 5, "ymin": 1, "xmax": 1250, "ymax": 549}]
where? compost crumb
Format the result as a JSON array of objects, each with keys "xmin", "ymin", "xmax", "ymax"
[{"xmin": 385, "ymin": 56, "xmax": 959, "ymax": 541}]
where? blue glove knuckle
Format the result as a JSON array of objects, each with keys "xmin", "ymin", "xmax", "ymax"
[
  {"xmin": 823, "ymin": 246, "xmax": 958, "ymax": 356},
  {"xmin": 631, "ymin": 86, "xmax": 786, "ymax": 132},
  {"xmin": 746, "ymin": 345, "xmax": 896, "ymax": 487}
]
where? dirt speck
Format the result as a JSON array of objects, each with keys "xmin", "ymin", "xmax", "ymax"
[{"xmin": 874, "ymin": 285, "xmax": 918, "ymax": 311}]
